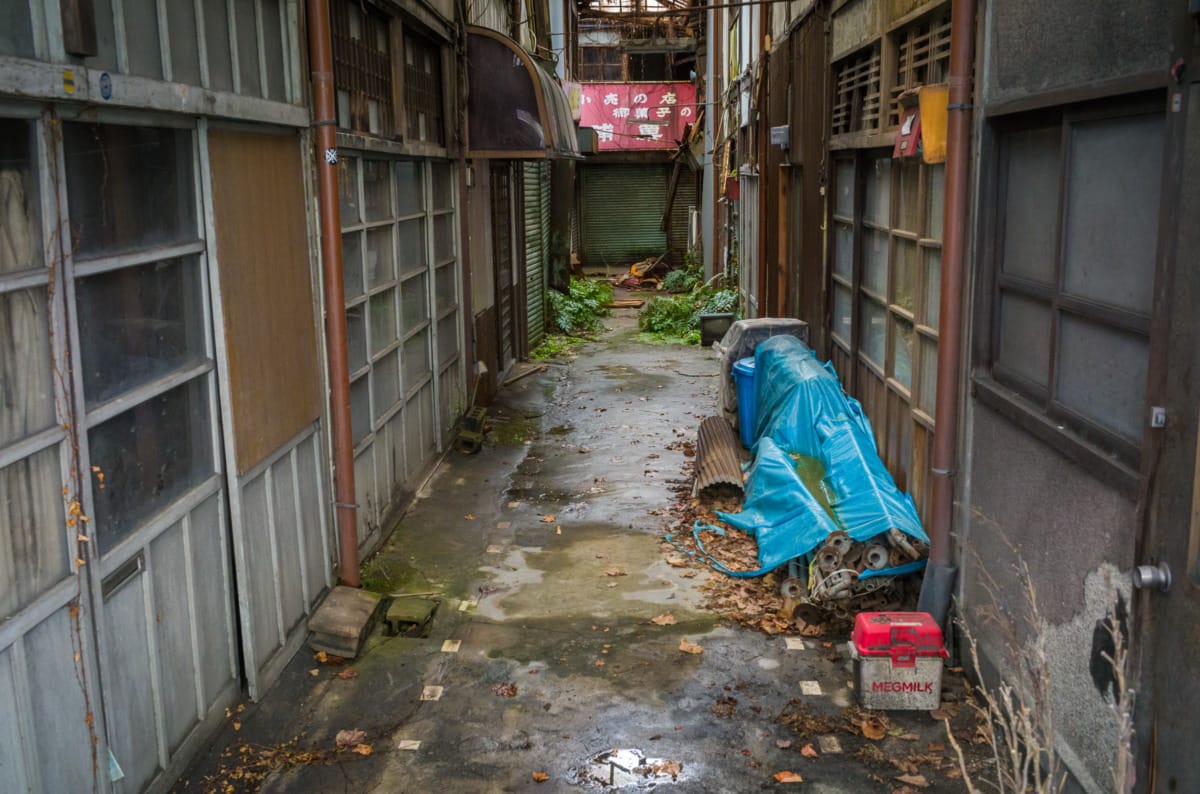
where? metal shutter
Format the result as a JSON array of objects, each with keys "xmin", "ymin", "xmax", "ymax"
[
  {"xmin": 580, "ymin": 164, "xmax": 668, "ymax": 267},
  {"xmin": 523, "ymin": 161, "xmax": 547, "ymax": 348}
]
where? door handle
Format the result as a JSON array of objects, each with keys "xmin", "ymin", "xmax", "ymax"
[{"xmin": 1132, "ymin": 562, "xmax": 1172, "ymax": 592}]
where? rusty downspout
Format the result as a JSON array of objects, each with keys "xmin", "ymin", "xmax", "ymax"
[
  {"xmin": 307, "ymin": 0, "xmax": 360, "ymax": 587},
  {"xmin": 917, "ymin": 0, "xmax": 975, "ymax": 625}
]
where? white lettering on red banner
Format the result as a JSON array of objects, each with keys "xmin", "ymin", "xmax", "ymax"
[{"xmin": 579, "ymin": 82, "xmax": 698, "ymax": 151}]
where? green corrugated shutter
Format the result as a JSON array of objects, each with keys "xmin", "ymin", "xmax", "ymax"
[
  {"xmin": 669, "ymin": 169, "xmax": 698, "ymax": 263},
  {"xmin": 580, "ymin": 164, "xmax": 668, "ymax": 267},
  {"xmin": 523, "ymin": 162, "xmax": 547, "ymax": 348}
]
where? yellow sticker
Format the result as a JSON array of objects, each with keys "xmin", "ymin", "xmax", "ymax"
[{"xmin": 63, "ymin": 69, "xmax": 75, "ymax": 94}]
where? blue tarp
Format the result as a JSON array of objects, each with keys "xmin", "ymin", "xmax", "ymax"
[{"xmin": 704, "ymin": 335, "xmax": 927, "ymax": 576}]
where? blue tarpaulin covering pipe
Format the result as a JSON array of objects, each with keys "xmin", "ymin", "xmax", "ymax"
[{"xmin": 701, "ymin": 335, "xmax": 927, "ymax": 576}]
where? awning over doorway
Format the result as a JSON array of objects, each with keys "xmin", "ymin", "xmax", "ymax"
[{"xmin": 467, "ymin": 26, "xmax": 580, "ymax": 159}]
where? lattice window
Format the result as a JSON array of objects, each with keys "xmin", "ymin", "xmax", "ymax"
[
  {"xmin": 889, "ymin": 11, "xmax": 952, "ymax": 127},
  {"xmin": 331, "ymin": 0, "xmax": 394, "ymax": 136},
  {"xmin": 579, "ymin": 46, "xmax": 624, "ymax": 81},
  {"xmin": 404, "ymin": 32, "xmax": 445, "ymax": 145},
  {"xmin": 832, "ymin": 44, "xmax": 882, "ymax": 136}
]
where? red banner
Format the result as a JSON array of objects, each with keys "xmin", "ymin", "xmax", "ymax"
[{"xmin": 579, "ymin": 82, "xmax": 698, "ymax": 151}]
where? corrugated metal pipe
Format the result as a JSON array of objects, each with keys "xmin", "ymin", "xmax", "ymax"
[
  {"xmin": 917, "ymin": 0, "xmax": 975, "ymax": 627},
  {"xmin": 307, "ymin": 0, "xmax": 361, "ymax": 587}
]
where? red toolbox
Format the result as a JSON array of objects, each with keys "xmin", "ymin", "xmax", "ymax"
[{"xmin": 850, "ymin": 612, "xmax": 947, "ymax": 710}]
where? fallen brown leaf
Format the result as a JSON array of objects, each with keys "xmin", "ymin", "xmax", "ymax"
[
  {"xmin": 800, "ymin": 743, "xmax": 819, "ymax": 758},
  {"xmin": 678, "ymin": 638, "xmax": 704, "ymax": 655},
  {"xmin": 493, "ymin": 682, "xmax": 518, "ymax": 697},
  {"xmin": 351, "ymin": 743, "xmax": 373, "ymax": 756},
  {"xmin": 773, "ymin": 771, "xmax": 803, "ymax": 783},
  {"xmin": 335, "ymin": 729, "xmax": 367, "ymax": 748},
  {"xmin": 775, "ymin": 739, "xmax": 792, "ymax": 749},
  {"xmin": 336, "ymin": 669, "xmax": 359, "ymax": 680},
  {"xmin": 594, "ymin": 660, "xmax": 606, "ymax": 667},
  {"xmin": 308, "ymin": 669, "xmax": 319, "ymax": 677},
  {"xmin": 651, "ymin": 613, "xmax": 677, "ymax": 626},
  {"xmin": 894, "ymin": 774, "xmax": 929, "ymax": 788},
  {"xmin": 314, "ymin": 651, "xmax": 328, "ymax": 663},
  {"xmin": 540, "ymin": 515, "xmax": 556, "ymax": 523},
  {"xmin": 862, "ymin": 717, "xmax": 888, "ymax": 741},
  {"xmin": 532, "ymin": 771, "xmax": 549, "ymax": 783},
  {"xmin": 604, "ymin": 567, "xmax": 627, "ymax": 577},
  {"xmin": 464, "ymin": 514, "xmax": 475, "ymax": 520},
  {"xmin": 232, "ymin": 721, "xmax": 241, "ymax": 731},
  {"xmin": 665, "ymin": 556, "xmax": 689, "ymax": 567}
]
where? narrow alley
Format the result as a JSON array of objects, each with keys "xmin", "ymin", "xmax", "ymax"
[{"xmin": 175, "ymin": 305, "xmax": 977, "ymax": 792}]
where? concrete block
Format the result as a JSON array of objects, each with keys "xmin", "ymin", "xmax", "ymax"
[
  {"xmin": 385, "ymin": 597, "xmax": 439, "ymax": 636},
  {"xmin": 307, "ymin": 586, "xmax": 382, "ymax": 659}
]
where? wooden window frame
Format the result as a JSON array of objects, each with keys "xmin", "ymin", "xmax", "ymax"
[{"xmin": 973, "ymin": 96, "xmax": 1164, "ymax": 486}]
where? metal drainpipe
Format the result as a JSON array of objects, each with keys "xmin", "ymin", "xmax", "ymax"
[
  {"xmin": 306, "ymin": 0, "xmax": 360, "ymax": 588},
  {"xmin": 457, "ymin": 5, "xmax": 476, "ymax": 392},
  {"xmin": 918, "ymin": 0, "xmax": 976, "ymax": 625}
]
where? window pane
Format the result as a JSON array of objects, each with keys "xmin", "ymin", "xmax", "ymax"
[
  {"xmin": 922, "ymin": 247, "xmax": 941, "ymax": 330},
  {"xmin": 861, "ymin": 298, "xmax": 886, "ymax": 366},
  {"xmin": 438, "ymin": 313, "xmax": 458, "ymax": 366},
  {"xmin": 1001, "ymin": 126, "xmax": 1060, "ymax": 285},
  {"xmin": 235, "ymin": 0, "xmax": 261, "ymax": 97},
  {"xmin": 125, "ymin": 0, "xmax": 164, "ymax": 79},
  {"xmin": 343, "ymin": 232, "xmax": 364, "ymax": 300},
  {"xmin": 369, "ymin": 289, "xmax": 397, "ymax": 353},
  {"xmin": 339, "ymin": 157, "xmax": 360, "ymax": 224},
  {"xmin": 77, "ymin": 257, "xmax": 206, "ymax": 405},
  {"xmin": 363, "ymin": 160, "xmax": 392, "ymax": 221},
  {"xmin": 0, "ymin": 118, "xmax": 43, "ymax": 274},
  {"xmin": 65, "ymin": 124, "xmax": 196, "ymax": 258},
  {"xmin": 833, "ymin": 222, "xmax": 853, "ymax": 280},
  {"xmin": 89, "ymin": 378, "xmax": 214, "ymax": 552},
  {"xmin": 926, "ymin": 163, "xmax": 945, "ymax": 240},
  {"xmin": 0, "ymin": 2, "xmax": 34, "ymax": 57},
  {"xmin": 0, "ymin": 446, "xmax": 67, "ymax": 620},
  {"xmin": 402, "ymin": 273, "xmax": 429, "ymax": 333},
  {"xmin": 432, "ymin": 163, "xmax": 454, "ymax": 211},
  {"xmin": 372, "ymin": 351, "xmax": 400, "ymax": 419},
  {"xmin": 891, "ymin": 316, "xmax": 914, "ymax": 390},
  {"xmin": 166, "ymin": 0, "xmax": 202, "ymax": 86},
  {"xmin": 366, "ymin": 227, "xmax": 395, "ymax": 289},
  {"xmin": 832, "ymin": 283, "xmax": 852, "ymax": 345},
  {"xmin": 918, "ymin": 338, "xmax": 938, "ymax": 416},
  {"xmin": 347, "ymin": 304, "xmax": 367, "ymax": 373},
  {"xmin": 0, "ymin": 288, "xmax": 55, "ymax": 447},
  {"xmin": 203, "ymin": 0, "xmax": 234, "ymax": 92},
  {"xmin": 1056, "ymin": 315, "xmax": 1148, "ymax": 442},
  {"xmin": 864, "ymin": 158, "xmax": 891, "ymax": 226},
  {"xmin": 396, "ymin": 162, "xmax": 424, "ymax": 215},
  {"xmin": 350, "ymin": 375, "xmax": 370, "ymax": 445},
  {"xmin": 435, "ymin": 263, "xmax": 457, "ymax": 315},
  {"xmin": 261, "ymin": 0, "xmax": 287, "ymax": 101},
  {"xmin": 863, "ymin": 229, "xmax": 888, "ymax": 295},
  {"xmin": 996, "ymin": 291, "xmax": 1051, "ymax": 389},
  {"xmin": 1062, "ymin": 114, "xmax": 1162, "ymax": 315},
  {"xmin": 896, "ymin": 160, "xmax": 920, "ymax": 233},
  {"xmin": 834, "ymin": 159, "xmax": 854, "ymax": 217},
  {"xmin": 434, "ymin": 213, "xmax": 455, "ymax": 263},
  {"xmin": 403, "ymin": 329, "xmax": 431, "ymax": 386},
  {"xmin": 893, "ymin": 239, "xmax": 916, "ymax": 313},
  {"xmin": 398, "ymin": 218, "xmax": 426, "ymax": 276}
]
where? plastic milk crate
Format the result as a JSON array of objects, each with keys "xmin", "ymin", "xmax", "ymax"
[{"xmin": 849, "ymin": 612, "xmax": 947, "ymax": 710}]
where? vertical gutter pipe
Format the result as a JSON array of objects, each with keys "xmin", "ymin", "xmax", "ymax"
[
  {"xmin": 307, "ymin": 0, "xmax": 361, "ymax": 587},
  {"xmin": 918, "ymin": 0, "xmax": 975, "ymax": 626}
]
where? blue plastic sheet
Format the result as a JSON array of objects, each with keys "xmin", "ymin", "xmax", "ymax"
[{"xmin": 702, "ymin": 335, "xmax": 927, "ymax": 576}]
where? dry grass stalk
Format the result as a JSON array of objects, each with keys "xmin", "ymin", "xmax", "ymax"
[{"xmin": 949, "ymin": 528, "xmax": 1132, "ymax": 794}]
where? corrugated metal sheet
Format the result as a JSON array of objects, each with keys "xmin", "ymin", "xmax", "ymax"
[
  {"xmin": 523, "ymin": 162, "xmax": 547, "ymax": 348},
  {"xmin": 669, "ymin": 168, "xmax": 698, "ymax": 263},
  {"xmin": 693, "ymin": 416, "xmax": 747, "ymax": 497},
  {"xmin": 580, "ymin": 164, "xmax": 668, "ymax": 267}
]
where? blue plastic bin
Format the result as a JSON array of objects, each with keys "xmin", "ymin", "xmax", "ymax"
[{"xmin": 732, "ymin": 356, "xmax": 757, "ymax": 448}]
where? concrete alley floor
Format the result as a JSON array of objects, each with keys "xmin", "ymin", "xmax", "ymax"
[{"xmin": 175, "ymin": 304, "xmax": 979, "ymax": 793}]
